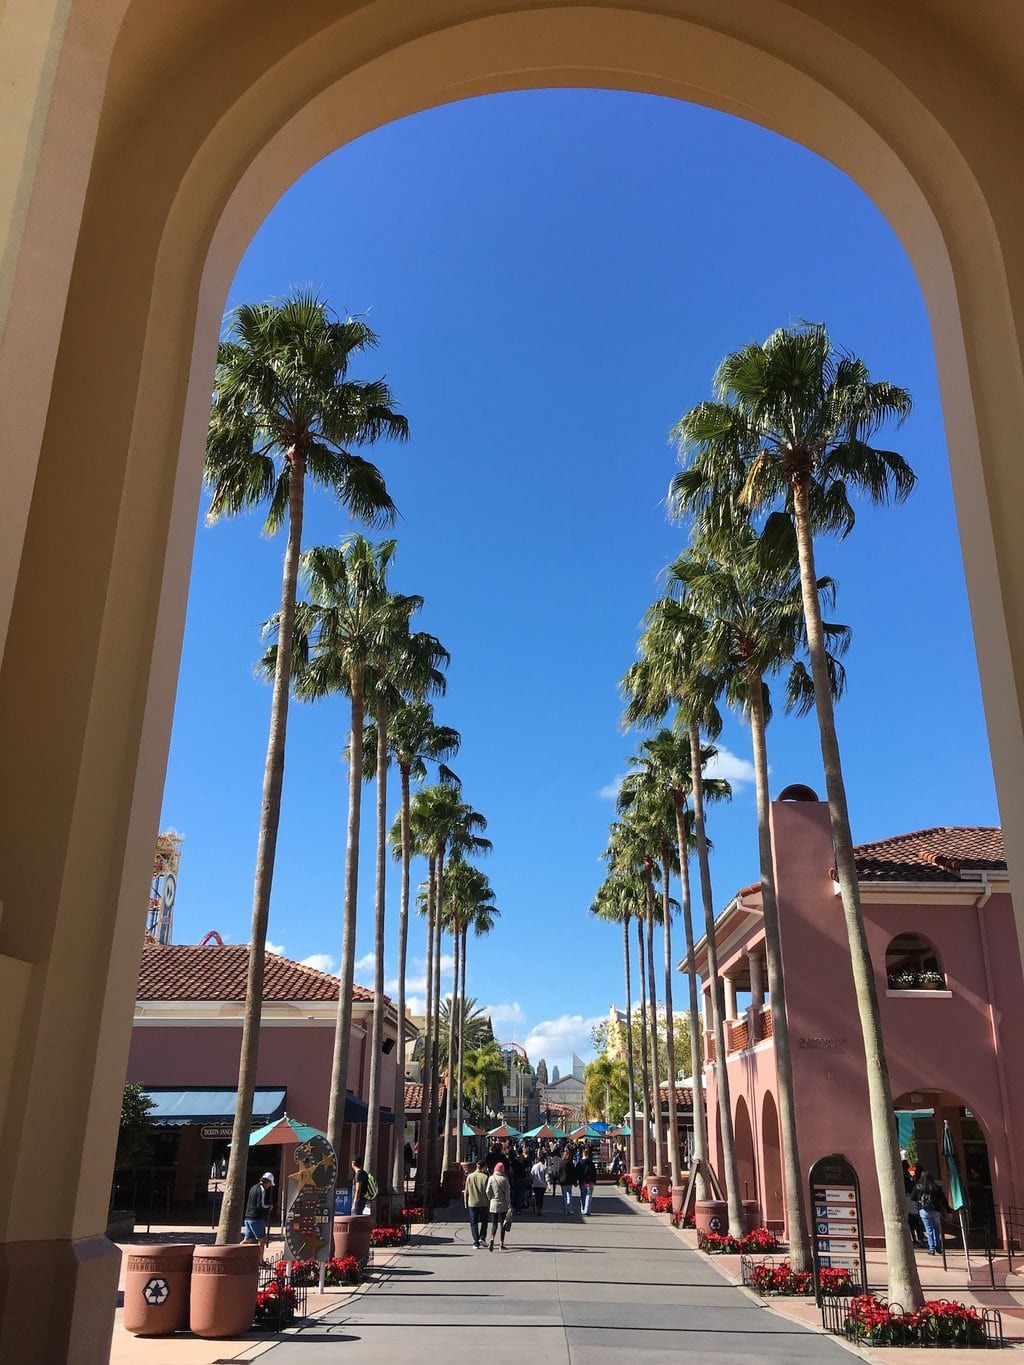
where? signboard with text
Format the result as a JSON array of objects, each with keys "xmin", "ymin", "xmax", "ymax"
[
  {"xmin": 284, "ymin": 1133, "xmax": 337, "ymax": 1263},
  {"xmin": 807, "ymin": 1152, "xmax": 868, "ymax": 1303}
]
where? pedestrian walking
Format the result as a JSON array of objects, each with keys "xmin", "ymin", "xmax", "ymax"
[
  {"xmin": 545, "ymin": 1146, "xmax": 561, "ymax": 1194},
  {"xmin": 464, "ymin": 1159, "xmax": 490, "ymax": 1248},
  {"xmin": 578, "ymin": 1152, "xmax": 597, "ymax": 1216},
  {"xmin": 530, "ymin": 1154, "xmax": 548, "ymax": 1216},
  {"xmin": 911, "ymin": 1170, "xmax": 951, "ymax": 1255},
  {"xmin": 241, "ymin": 1171, "xmax": 275, "ymax": 1258},
  {"xmin": 558, "ymin": 1147, "xmax": 578, "ymax": 1215},
  {"xmin": 486, "ymin": 1161, "xmax": 512, "ymax": 1251}
]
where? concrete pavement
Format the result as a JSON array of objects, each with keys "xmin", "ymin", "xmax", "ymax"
[{"xmin": 256, "ymin": 1187, "xmax": 850, "ymax": 1363}]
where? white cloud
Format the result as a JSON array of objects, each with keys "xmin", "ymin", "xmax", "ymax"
[
  {"xmin": 300, "ymin": 953, "xmax": 336, "ymax": 975},
  {"xmin": 482, "ymin": 1001, "xmax": 526, "ymax": 1030},
  {"xmin": 598, "ymin": 775, "xmax": 624, "ymax": 801},
  {"xmin": 705, "ymin": 744, "xmax": 757, "ymax": 789},
  {"xmin": 521, "ymin": 1013, "xmax": 605, "ymax": 1074},
  {"xmin": 405, "ymin": 996, "xmax": 425, "ymax": 1017},
  {"xmin": 387, "ymin": 953, "xmax": 454, "ymax": 998},
  {"xmin": 353, "ymin": 952, "xmax": 376, "ymax": 983},
  {"xmin": 266, "ymin": 940, "xmax": 286, "ymax": 956}
]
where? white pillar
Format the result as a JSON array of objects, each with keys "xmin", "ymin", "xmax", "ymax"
[
  {"xmin": 723, "ymin": 975, "xmax": 737, "ymax": 1022},
  {"xmin": 748, "ymin": 949, "xmax": 764, "ymax": 1008}
]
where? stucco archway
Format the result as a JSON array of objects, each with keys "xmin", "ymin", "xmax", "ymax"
[
  {"xmin": 761, "ymin": 1091, "xmax": 785, "ymax": 1230},
  {"xmin": 4, "ymin": 4, "xmax": 1024, "ymax": 1359}
]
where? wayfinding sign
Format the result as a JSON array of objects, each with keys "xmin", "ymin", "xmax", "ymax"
[
  {"xmin": 284, "ymin": 1133, "xmax": 337, "ymax": 1263},
  {"xmin": 807, "ymin": 1152, "xmax": 868, "ymax": 1303}
]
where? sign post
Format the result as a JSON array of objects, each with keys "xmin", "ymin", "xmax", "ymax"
[
  {"xmin": 284, "ymin": 1133, "xmax": 337, "ymax": 1276},
  {"xmin": 808, "ymin": 1152, "xmax": 868, "ymax": 1304}
]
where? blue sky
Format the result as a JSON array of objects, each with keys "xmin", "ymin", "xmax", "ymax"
[{"xmin": 159, "ymin": 89, "xmax": 998, "ymax": 1077}]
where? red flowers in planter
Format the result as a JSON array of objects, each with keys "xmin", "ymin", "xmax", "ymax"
[
  {"xmin": 400, "ymin": 1206, "xmax": 428, "ymax": 1223},
  {"xmin": 271, "ymin": 1255, "xmax": 361, "ymax": 1287},
  {"xmin": 846, "ymin": 1294, "xmax": 987, "ymax": 1347},
  {"xmin": 650, "ymin": 1194, "xmax": 673, "ymax": 1214},
  {"xmin": 253, "ymin": 1281, "xmax": 298, "ymax": 1326},
  {"xmin": 370, "ymin": 1225, "xmax": 408, "ymax": 1248},
  {"xmin": 700, "ymin": 1227, "xmax": 782, "ymax": 1255},
  {"xmin": 670, "ymin": 1210, "xmax": 696, "ymax": 1229}
]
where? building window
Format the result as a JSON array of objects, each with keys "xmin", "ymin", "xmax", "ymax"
[{"xmin": 885, "ymin": 933, "xmax": 945, "ymax": 991}]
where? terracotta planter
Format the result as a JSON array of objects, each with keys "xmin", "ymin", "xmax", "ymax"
[
  {"xmin": 647, "ymin": 1173, "xmax": 671, "ymax": 1203},
  {"xmin": 629, "ymin": 1166, "xmax": 643, "ymax": 1184},
  {"xmin": 123, "ymin": 1243, "xmax": 193, "ymax": 1336},
  {"xmin": 695, "ymin": 1199, "xmax": 729, "ymax": 1236},
  {"xmin": 440, "ymin": 1166, "xmax": 463, "ymax": 1201},
  {"xmin": 189, "ymin": 1244, "xmax": 260, "ymax": 1339},
  {"xmin": 670, "ymin": 1185, "xmax": 687, "ymax": 1216},
  {"xmin": 332, "ymin": 1212, "xmax": 373, "ymax": 1265},
  {"xmin": 742, "ymin": 1199, "xmax": 760, "ymax": 1233}
]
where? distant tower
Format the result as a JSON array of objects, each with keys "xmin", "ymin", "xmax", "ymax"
[
  {"xmin": 536, "ymin": 1058, "xmax": 549, "ymax": 1086},
  {"xmin": 552, "ymin": 1064, "xmax": 560, "ymax": 1083},
  {"xmin": 147, "ymin": 830, "xmax": 183, "ymax": 944}
]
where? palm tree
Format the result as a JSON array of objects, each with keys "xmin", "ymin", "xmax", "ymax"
[
  {"xmin": 205, "ymin": 292, "xmax": 406, "ymax": 1243},
  {"xmin": 282, "ymin": 536, "xmax": 415, "ymax": 1173},
  {"xmin": 378, "ymin": 702, "xmax": 460, "ymax": 1193},
  {"xmin": 670, "ymin": 323, "xmax": 921, "ymax": 1305},
  {"xmin": 442, "ymin": 860, "xmax": 500, "ymax": 1162},
  {"xmin": 437, "ymin": 994, "xmax": 494, "ymax": 1068},
  {"xmin": 462, "ymin": 1043, "xmax": 507, "ymax": 1121},
  {"xmin": 589, "ymin": 872, "xmax": 642, "ymax": 1171},
  {"xmin": 583, "ymin": 1055, "xmax": 630, "ymax": 1124},
  {"xmin": 669, "ymin": 527, "xmax": 849, "ymax": 1270},
  {"xmin": 361, "ymin": 628, "xmax": 450, "ymax": 1191},
  {"xmin": 623, "ymin": 613, "xmax": 745, "ymax": 1239}
]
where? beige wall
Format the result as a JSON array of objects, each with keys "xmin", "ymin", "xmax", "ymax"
[{"xmin": 2, "ymin": 2, "xmax": 1024, "ymax": 1354}]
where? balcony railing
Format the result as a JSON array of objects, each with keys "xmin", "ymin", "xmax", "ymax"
[
  {"xmin": 761, "ymin": 1006, "xmax": 773, "ymax": 1038},
  {"xmin": 728, "ymin": 1020, "xmax": 749, "ymax": 1053}
]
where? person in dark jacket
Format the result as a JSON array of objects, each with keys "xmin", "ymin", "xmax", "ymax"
[
  {"xmin": 558, "ymin": 1148, "xmax": 578, "ymax": 1215},
  {"xmin": 577, "ymin": 1152, "xmax": 598, "ymax": 1215},
  {"xmin": 242, "ymin": 1171, "xmax": 275, "ymax": 1256},
  {"xmin": 911, "ymin": 1170, "xmax": 951, "ymax": 1254}
]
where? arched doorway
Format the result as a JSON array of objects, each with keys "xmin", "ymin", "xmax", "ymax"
[
  {"xmin": 761, "ymin": 1091, "xmax": 785, "ymax": 1230},
  {"xmin": 894, "ymin": 1089, "xmax": 998, "ymax": 1245},
  {"xmin": 734, "ymin": 1096, "xmax": 757, "ymax": 1209},
  {"xmin": 5, "ymin": 5, "xmax": 1024, "ymax": 1359}
]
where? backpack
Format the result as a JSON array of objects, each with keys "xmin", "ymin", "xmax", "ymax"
[
  {"xmin": 917, "ymin": 1186, "xmax": 937, "ymax": 1211},
  {"xmin": 365, "ymin": 1171, "xmax": 378, "ymax": 1200}
]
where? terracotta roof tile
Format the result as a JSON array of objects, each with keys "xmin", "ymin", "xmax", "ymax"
[
  {"xmin": 403, "ymin": 1082, "xmax": 444, "ymax": 1111},
  {"xmin": 138, "ymin": 943, "xmax": 374, "ymax": 1003},
  {"xmin": 852, "ymin": 827, "xmax": 1005, "ymax": 882}
]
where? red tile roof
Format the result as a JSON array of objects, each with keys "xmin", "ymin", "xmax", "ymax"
[
  {"xmin": 852, "ymin": 827, "xmax": 1005, "ymax": 882},
  {"xmin": 403, "ymin": 1082, "xmax": 444, "ymax": 1112},
  {"xmin": 138, "ymin": 943, "xmax": 374, "ymax": 1003}
]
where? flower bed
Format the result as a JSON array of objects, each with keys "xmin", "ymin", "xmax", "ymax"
[
  {"xmin": 746, "ymin": 1259, "xmax": 853, "ymax": 1297},
  {"xmin": 254, "ymin": 1280, "xmax": 297, "ymax": 1328},
  {"xmin": 400, "ymin": 1206, "xmax": 429, "ymax": 1224},
  {"xmin": 273, "ymin": 1255, "xmax": 362, "ymax": 1287},
  {"xmin": 369, "ymin": 1225, "xmax": 408, "ymax": 1248},
  {"xmin": 699, "ymin": 1227, "xmax": 782, "ymax": 1256},
  {"xmin": 670, "ymin": 1210, "xmax": 696, "ymax": 1229},
  {"xmin": 650, "ymin": 1194, "xmax": 673, "ymax": 1214},
  {"xmin": 843, "ymin": 1294, "xmax": 992, "ymax": 1348}
]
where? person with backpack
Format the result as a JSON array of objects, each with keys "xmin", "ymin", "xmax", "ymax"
[
  {"xmin": 351, "ymin": 1156, "xmax": 377, "ymax": 1214},
  {"xmin": 911, "ymin": 1169, "xmax": 951, "ymax": 1254},
  {"xmin": 485, "ymin": 1161, "xmax": 512, "ymax": 1251},
  {"xmin": 558, "ymin": 1147, "xmax": 579, "ymax": 1215},
  {"xmin": 577, "ymin": 1151, "xmax": 598, "ymax": 1216}
]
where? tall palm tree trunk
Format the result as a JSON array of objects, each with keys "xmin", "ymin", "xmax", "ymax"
[
  {"xmin": 635, "ymin": 914, "xmax": 653, "ymax": 1177},
  {"xmin": 363, "ymin": 702, "xmax": 389, "ymax": 1187},
  {"xmin": 748, "ymin": 676, "xmax": 810, "ymax": 1270},
  {"xmin": 217, "ymin": 452, "xmax": 305, "ymax": 1244},
  {"xmin": 792, "ymin": 486, "xmax": 921, "ymax": 1307},
  {"xmin": 326, "ymin": 669, "xmax": 366, "ymax": 1167},
  {"xmin": 441, "ymin": 927, "xmax": 457, "ymax": 1172},
  {"xmin": 426, "ymin": 854, "xmax": 445, "ymax": 1192},
  {"xmin": 456, "ymin": 926, "xmax": 468, "ymax": 1164},
  {"xmin": 417, "ymin": 856, "xmax": 437, "ymax": 1203},
  {"xmin": 673, "ymin": 797, "xmax": 708, "ymax": 1201},
  {"xmin": 644, "ymin": 866, "xmax": 666, "ymax": 1176},
  {"xmin": 391, "ymin": 762, "xmax": 413, "ymax": 1197},
  {"xmin": 622, "ymin": 918, "xmax": 639, "ymax": 1172},
  {"xmin": 689, "ymin": 720, "xmax": 744, "ymax": 1238},
  {"xmin": 660, "ymin": 850, "xmax": 681, "ymax": 1185}
]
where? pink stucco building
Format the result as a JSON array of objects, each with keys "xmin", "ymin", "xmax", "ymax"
[
  {"xmin": 124, "ymin": 942, "xmax": 407, "ymax": 1210},
  {"xmin": 689, "ymin": 791, "xmax": 1022, "ymax": 1246}
]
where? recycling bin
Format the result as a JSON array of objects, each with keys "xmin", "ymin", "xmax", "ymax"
[
  {"xmin": 123, "ymin": 1243, "xmax": 194, "ymax": 1335},
  {"xmin": 189, "ymin": 1243, "xmax": 260, "ymax": 1338}
]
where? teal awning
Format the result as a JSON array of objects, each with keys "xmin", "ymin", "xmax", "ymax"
[{"xmin": 143, "ymin": 1086, "xmax": 286, "ymax": 1128}]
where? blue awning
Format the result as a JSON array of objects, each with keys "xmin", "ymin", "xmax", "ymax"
[
  {"xmin": 343, "ymin": 1094, "xmax": 394, "ymax": 1126},
  {"xmin": 143, "ymin": 1087, "xmax": 286, "ymax": 1128}
]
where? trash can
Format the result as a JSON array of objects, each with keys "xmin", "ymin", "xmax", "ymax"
[
  {"xmin": 332, "ymin": 1211, "xmax": 373, "ymax": 1265},
  {"xmin": 189, "ymin": 1244, "xmax": 260, "ymax": 1339},
  {"xmin": 695, "ymin": 1199, "xmax": 729, "ymax": 1236},
  {"xmin": 742, "ymin": 1199, "xmax": 760, "ymax": 1233},
  {"xmin": 123, "ymin": 1243, "xmax": 194, "ymax": 1335}
]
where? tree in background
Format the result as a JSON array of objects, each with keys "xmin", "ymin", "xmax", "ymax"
[{"xmin": 583, "ymin": 1056, "xmax": 630, "ymax": 1124}]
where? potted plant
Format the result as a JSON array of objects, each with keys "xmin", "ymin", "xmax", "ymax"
[
  {"xmin": 887, "ymin": 969, "xmax": 918, "ymax": 991},
  {"xmin": 918, "ymin": 970, "xmax": 945, "ymax": 990}
]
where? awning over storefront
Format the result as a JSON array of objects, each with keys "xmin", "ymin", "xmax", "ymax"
[
  {"xmin": 343, "ymin": 1094, "xmax": 394, "ymax": 1125},
  {"xmin": 143, "ymin": 1087, "xmax": 287, "ymax": 1128}
]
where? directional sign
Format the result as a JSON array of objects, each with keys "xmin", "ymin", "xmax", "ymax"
[{"xmin": 807, "ymin": 1153, "xmax": 868, "ymax": 1304}]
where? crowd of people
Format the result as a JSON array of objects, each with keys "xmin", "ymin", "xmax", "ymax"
[{"xmin": 463, "ymin": 1139, "xmax": 607, "ymax": 1249}]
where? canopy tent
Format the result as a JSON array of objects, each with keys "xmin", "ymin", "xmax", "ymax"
[
  {"xmin": 523, "ymin": 1123, "xmax": 565, "ymax": 1140},
  {"xmin": 450, "ymin": 1121, "xmax": 483, "ymax": 1137},
  {"xmin": 249, "ymin": 1116, "xmax": 325, "ymax": 1146},
  {"xmin": 588, "ymin": 1121, "xmax": 610, "ymax": 1133},
  {"xmin": 570, "ymin": 1124, "xmax": 605, "ymax": 1140},
  {"xmin": 487, "ymin": 1124, "xmax": 522, "ymax": 1138},
  {"xmin": 342, "ymin": 1094, "xmax": 395, "ymax": 1125},
  {"xmin": 611, "ymin": 1124, "xmax": 631, "ymax": 1136}
]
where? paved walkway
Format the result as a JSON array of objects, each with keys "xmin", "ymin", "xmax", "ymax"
[{"xmin": 259, "ymin": 1188, "xmax": 849, "ymax": 1363}]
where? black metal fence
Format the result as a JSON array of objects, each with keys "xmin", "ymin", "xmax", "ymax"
[
  {"xmin": 740, "ymin": 1253, "xmax": 863, "ymax": 1299},
  {"xmin": 254, "ymin": 1260, "xmax": 309, "ymax": 1333},
  {"xmin": 819, "ymin": 1295, "xmax": 1003, "ymax": 1349}
]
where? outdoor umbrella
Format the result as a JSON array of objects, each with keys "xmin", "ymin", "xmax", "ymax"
[
  {"xmin": 451, "ymin": 1122, "xmax": 482, "ymax": 1136},
  {"xmin": 943, "ymin": 1120, "xmax": 971, "ymax": 1266},
  {"xmin": 487, "ymin": 1124, "xmax": 522, "ymax": 1138},
  {"xmin": 570, "ymin": 1124, "xmax": 604, "ymax": 1140},
  {"xmin": 249, "ymin": 1114, "xmax": 328, "ymax": 1227},
  {"xmin": 523, "ymin": 1123, "xmax": 562, "ymax": 1140}
]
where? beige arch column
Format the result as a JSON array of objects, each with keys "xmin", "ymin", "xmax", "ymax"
[{"xmin": 2, "ymin": 4, "xmax": 1024, "ymax": 1361}]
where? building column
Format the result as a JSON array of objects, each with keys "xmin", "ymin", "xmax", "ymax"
[
  {"xmin": 723, "ymin": 975, "xmax": 738, "ymax": 1023},
  {"xmin": 748, "ymin": 950, "xmax": 765, "ymax": 1008}
]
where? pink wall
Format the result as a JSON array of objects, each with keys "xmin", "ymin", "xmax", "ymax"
[{"xmin": 701, "ymin": 799, "xmax": 1024, "ymax": 1241}]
